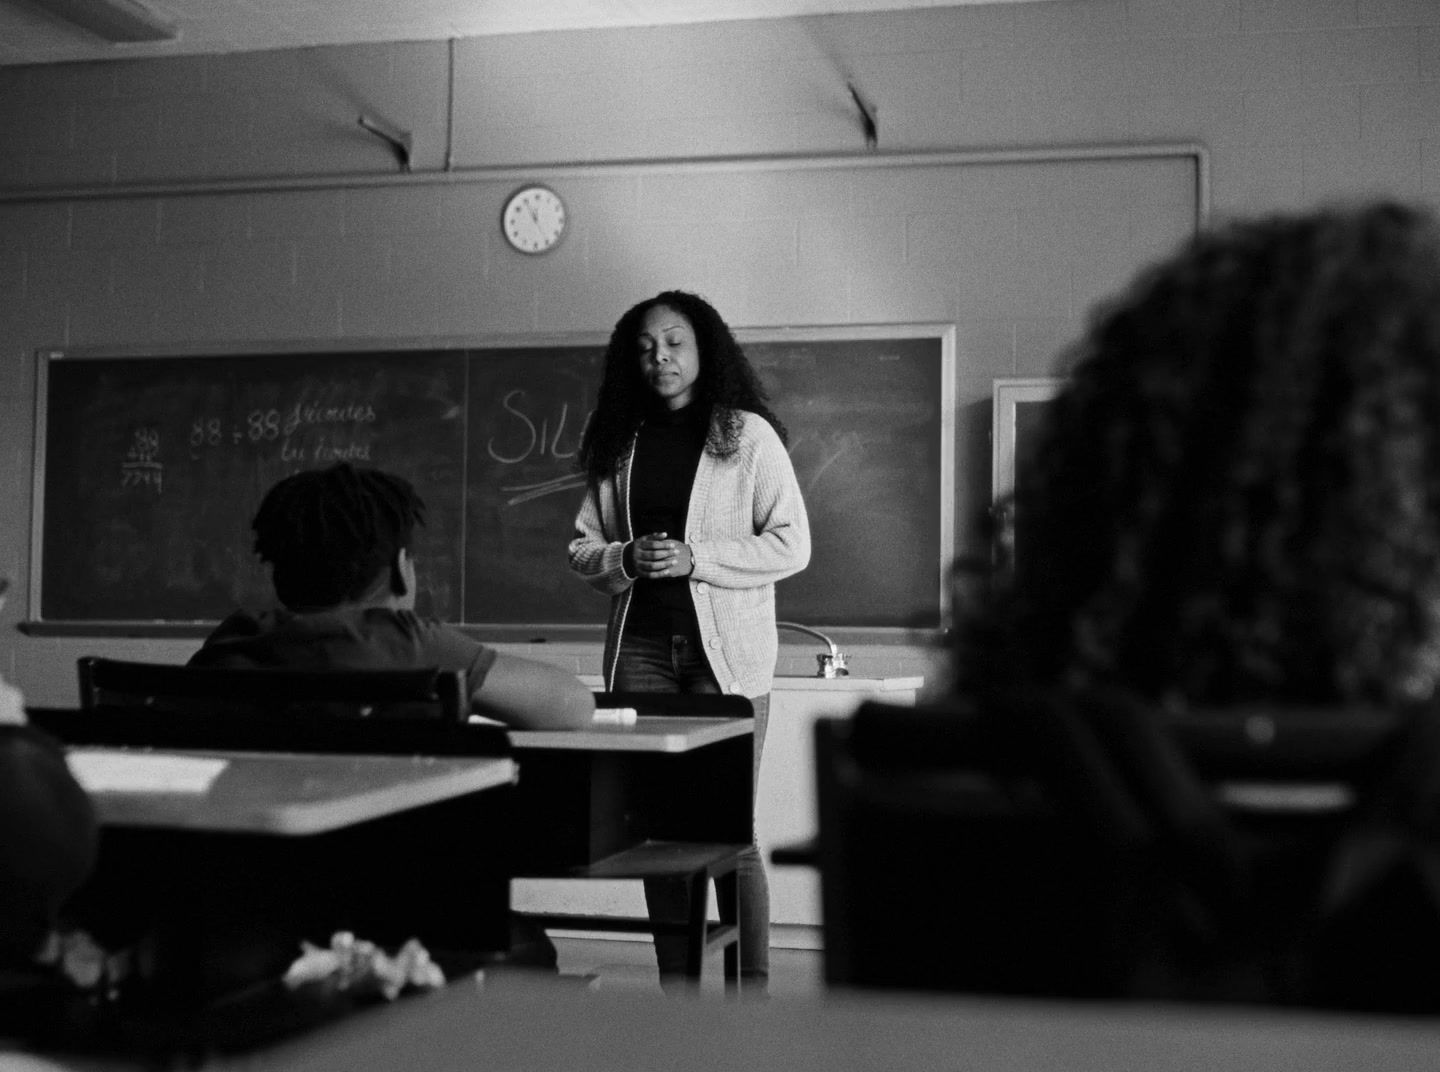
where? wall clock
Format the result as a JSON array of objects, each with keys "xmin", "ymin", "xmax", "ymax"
[{"xmin": 502, "ymin": 184, "xmax": 567, "ymax": 254}]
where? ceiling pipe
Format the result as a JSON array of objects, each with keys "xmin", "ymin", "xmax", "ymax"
[{"xmin": 20, "ymin": 0, "xmax": 178, "ymax": 42}]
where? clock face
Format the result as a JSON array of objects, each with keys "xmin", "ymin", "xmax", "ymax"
[{"xmin": 502, "ymin": 185, "xmax": 566, "ymax": 254}]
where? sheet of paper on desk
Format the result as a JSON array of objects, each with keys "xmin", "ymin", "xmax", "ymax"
[{"xmin": 66, "ymin": 750, "xmax": 229, "ymax": 793}]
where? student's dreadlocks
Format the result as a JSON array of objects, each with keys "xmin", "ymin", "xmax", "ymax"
[{"xmin": 251, "ymin": 463, "xmax": 427, "ymax": 610}]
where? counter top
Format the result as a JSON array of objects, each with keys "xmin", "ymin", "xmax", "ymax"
[{"xmin": 769, "ymin": 676, "xmax": 924, "ymax": 691}]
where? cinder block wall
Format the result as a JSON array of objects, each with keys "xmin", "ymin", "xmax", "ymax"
[{"xmin": 1, "ymin": 0, "xmax": 1437, "ymax": 704}]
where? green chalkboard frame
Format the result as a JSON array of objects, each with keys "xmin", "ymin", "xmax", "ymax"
[{"xmin": 26, "ymin": 325, "xmax": 955, "ymax": 638}]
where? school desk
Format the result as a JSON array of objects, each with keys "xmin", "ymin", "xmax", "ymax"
[
  {"xmin": 507, "ymin": 715, "xmax": 754, "ymax": 873},
  {"xmin": 68, "ymin": 747, "xmax": 520, "ymax": 1014},
  {"xmin": 569, "ymin": 674, "xmax": 925, "ymax": 931},
  {"xmin": 508, "ymin": 715, "xmax": 753, "ymax": 755},
  {"xmin": 213, "ymin": 970, "xmax": 1440, "ymax": 1072},
  {"xmin": 507, "ymin": 715, "xmax": 756, "ymax": 981},
  {"xmin": 73, "ymin": 748, "xmax": 518, "ymax": 834}
]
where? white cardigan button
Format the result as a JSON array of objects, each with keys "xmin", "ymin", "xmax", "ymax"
[
  {"xmin": 708, "ymin": 636, "xmax": 722, "ymax": 649},
  {"xmin": 696, "ymin": 581, "xmax": 709, "ymax": 592}
]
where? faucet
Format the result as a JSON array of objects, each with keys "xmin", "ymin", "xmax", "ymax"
[{"xmin": 776, "ymin": 621, "xmax": 849, "ymax": 678}]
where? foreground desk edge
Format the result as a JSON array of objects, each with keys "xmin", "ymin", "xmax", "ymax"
[
  {"xmin": 211, "ymin": 975, "xmax": 1440, "ymax": 1072},
  {"xmin": 77, "ymin": 750, "xmax": 520, "ymax": 835}
]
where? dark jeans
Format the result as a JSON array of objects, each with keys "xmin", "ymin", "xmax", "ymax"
[{"xmin": 613, "ymin": 631, "xmax": 771, "ymax": 984}]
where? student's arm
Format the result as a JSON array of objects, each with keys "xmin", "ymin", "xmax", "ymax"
[{"xmin": 471, "ymin": 652, "xmax": 595, "ymax": 731}]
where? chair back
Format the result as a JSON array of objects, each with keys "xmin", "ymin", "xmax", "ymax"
[
  {"xmin": 44, "ymin": 656, "xmax": 504, "ymax": 757},
  {"xmin": 79, "ymin": 655, "xmax": 466, "ymax": 721},
  {"xmin": 815, "ymin": 704, "xmax": 1120, "ymax": 996},
  {"xmin": 816, "ymin": 694, "xmax": 1434, "ymax": 1009}
]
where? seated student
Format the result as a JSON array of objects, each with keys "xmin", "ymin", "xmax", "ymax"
[
  {"xmin": 0, "ymin": 674, "xmax": 98, "ymax": 975},
  {"xmin": 947, "ymin": 201, "xmax": 1440, "ymax": 1008},
  {"xmin": 190, "ymin": 462, "xmax": 594, "ymax": 732}
]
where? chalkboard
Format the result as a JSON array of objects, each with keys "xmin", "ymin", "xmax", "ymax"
[
  {"xmin": 33, "ymin": 327, "xmax": 953, "ymax": 632},
  {"xmin": 37, "ymin": 350, "xmax": 469, "ymax": 623}
]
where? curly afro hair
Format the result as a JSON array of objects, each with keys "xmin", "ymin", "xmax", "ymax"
[{"xmin": 960, "ymin": 201, "xmax": 1440, "ymax": 708}]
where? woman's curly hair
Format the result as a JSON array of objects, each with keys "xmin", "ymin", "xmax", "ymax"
[
  {"xmin": 960, "ymin": 201, "xmax": 1440, "ymax": 708},
  {"xmin": 577, "ymin": 290, "xmax": 787, "ymax": 483}
]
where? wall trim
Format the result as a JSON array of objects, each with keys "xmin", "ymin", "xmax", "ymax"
[{"xmin": 0, "ymin": 141, "xmax": 1211, "ymax": 229}]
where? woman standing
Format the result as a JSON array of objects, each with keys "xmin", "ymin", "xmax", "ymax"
[{"xmin": 569, "ymin": 290, "xmax": 811, "ymax": 991}]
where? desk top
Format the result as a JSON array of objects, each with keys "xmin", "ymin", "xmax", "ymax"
[
  {"xmin": 509, "ymin": 716, "xmax": 753, "ymax": 753},
  {"xmin": 214, "ymin": 973, "xmax": 1440, "ymax": 1072},
  {"xmin": 72, "ymin": 749, "xmax": 518, "ymax": 836},
  {"xmin": 579, "ymin": 675, "xmax": 925, "ymax": 692}
]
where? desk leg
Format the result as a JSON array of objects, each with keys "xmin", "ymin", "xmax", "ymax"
[
  {"xmin": 716, "ymin": 870, "xmax": 740, "ymax": 992},
  {"xmin": 682, "ymin": 869, "xmax": 709, "ymax": 980}
]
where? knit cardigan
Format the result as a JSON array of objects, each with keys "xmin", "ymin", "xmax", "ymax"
[{"xmin": 568, "ymin": 410, "xmax": 811, "ymax": 698}]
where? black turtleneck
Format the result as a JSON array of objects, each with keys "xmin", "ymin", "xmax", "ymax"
[{"xmin": 626, "ymin": 401, "xmax": 709, "ymax": 636}]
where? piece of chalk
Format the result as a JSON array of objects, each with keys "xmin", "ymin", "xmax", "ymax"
[{"xmin": 592, "ymin": 707, "xmax": 638, "ymax": 726}]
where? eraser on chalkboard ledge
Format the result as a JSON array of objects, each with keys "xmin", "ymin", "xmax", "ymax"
[{"xmin": 592, "ymin": 707, "xmax": 638, "ymax": 726}]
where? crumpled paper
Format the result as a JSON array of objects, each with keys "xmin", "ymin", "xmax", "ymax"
[
  {"xmin": 33, "ymin": 927, "xmax": 131, "ymax": 995},
  {"xmin": 282, "ymin": 932, "xmax": 445, "ymax": 1000}
]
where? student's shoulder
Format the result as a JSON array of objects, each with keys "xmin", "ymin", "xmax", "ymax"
[
  {"xmin": 209, "ymin": 608, "xmax": 266, "ymax": 636},
  {"xmin": 381, "ymin": 610, "xmax": 492, "ymax": 667},
  {"xmin": 380, "ymin": 608, "xmax": 468, "ymax": 642},
  {"xmin": 189, "ymin": 608, "xmax": 268, "ymax": 665},
  {"xmin": 0, "ymin": 721, "xmax": 66, "ymax": 761}
]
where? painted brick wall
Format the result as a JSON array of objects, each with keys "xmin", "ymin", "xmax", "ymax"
[{"xmin": 1, "ymin": 0, "xmax": 1437, "ymax": 704}]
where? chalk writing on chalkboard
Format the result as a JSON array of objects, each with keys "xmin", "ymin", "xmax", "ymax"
[
  {"xmin": 120, "ymin": 427, "xmax": 164, "ymax": 493},
  {"xmin": 184, "ymin": 400, "xmax": 380, "ymax": 465},
  {"xmin": 32, "ymin": 326, "xmax": 954, "ymax": 632}
]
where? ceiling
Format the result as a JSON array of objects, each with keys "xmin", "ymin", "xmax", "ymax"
[{"xmin": 0, "ymin": 0, "xmax": 1048, "ymax": 67}]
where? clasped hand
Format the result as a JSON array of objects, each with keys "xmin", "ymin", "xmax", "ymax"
[{"xmin": 632, "ymin": 532, "xmax": 693, "ymax": 580}]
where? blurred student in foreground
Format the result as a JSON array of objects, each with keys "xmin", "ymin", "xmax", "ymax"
[
  {"xmin": 0, "ymin": 574, "xmax": 97, "ymax": 978},
  {"xmin": 962, "ymin": 200, "xmax": 1440, "ymax": 710},
  {"xmin": 948, "ymin": 201, "xmax": 1440, "ymax": 1008},
  {"xmin": 0, "ymin": 675, "xmax": 98, "ymax": 974},
  {"xmin": 191, "ymin": 463, "xmax": 594, "ymax": 731}
]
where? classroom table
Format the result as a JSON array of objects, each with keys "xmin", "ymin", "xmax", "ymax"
[
  {"xmin": 64, "ymin": 747, "xmax": 521, "ymax": 1024},
  {"xmin": 15, "ymin": 964, "xmax": 1440, "ymax": 1072},
  {"xmin": 71, "ymin": 747, "xmax": 518, "ymax": 834},
  {"xmin": 506, "ymin": 714, "xmax": 756, "ymax": 983},
  {"xmin": 212, "ymin": 969, "xmax": 1440, "ymax": 1072},
  {"xmin": 508, "ymin": 715, "xmax": 754, "ymax": 754},
  {"xmin": 507, "ymin": 714, "xmax": 755, "ymax": 872}
]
